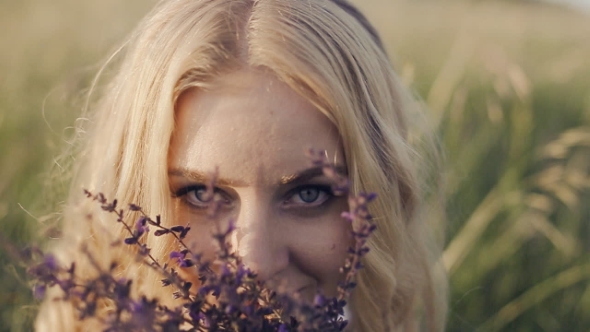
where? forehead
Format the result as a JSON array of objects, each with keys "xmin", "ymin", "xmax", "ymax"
[{"xmin": 168, "ymin": 69, "xmax": 345, "ymax": 186}]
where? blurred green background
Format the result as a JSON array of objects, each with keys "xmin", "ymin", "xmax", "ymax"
[{"xmin": 1, "ymin": 0, "xmax": 589, "ymax": 330}]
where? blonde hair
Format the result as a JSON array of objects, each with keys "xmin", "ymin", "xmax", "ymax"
[{"xmin": 36, "ymin": 0, "xmax": 447, "ymax": 331}]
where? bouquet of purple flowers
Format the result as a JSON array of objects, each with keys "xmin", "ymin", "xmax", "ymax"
[{"xmin": 27, "ymin": 150, "xmax": 376, "ymax": 331}]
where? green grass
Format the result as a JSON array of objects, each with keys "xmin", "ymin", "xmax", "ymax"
[
  {"xmin": 0, "ymin": 1, "xmax": 155, "ymax": 330},
  {"xmin": 353, "ymin": 1, "xmax": 590, "ymax": 330},
  {"xmin": 1, "ymin": 0, "xmax": 589, "ymax": 330}
]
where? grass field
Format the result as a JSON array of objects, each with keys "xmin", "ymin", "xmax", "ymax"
[{"xmin": 1, "ymin": 0, "xmax": 589, "ymax": 330}]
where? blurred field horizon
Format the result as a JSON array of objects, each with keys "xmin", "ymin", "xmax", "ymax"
[{"xmin": 1, "ymin": 0, "xmax": 589, "ymax": 331}]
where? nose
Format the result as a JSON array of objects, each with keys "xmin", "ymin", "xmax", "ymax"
[{"xmin": 234, "ymin": 200, "xmax": 289, "ymax": 283}]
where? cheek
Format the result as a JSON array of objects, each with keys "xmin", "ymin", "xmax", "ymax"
[
  {"xmin": 288, "ymin": 205, "xmax": 353, "ymax": 294},
  {"xmin": 170, "ymin": 203, "xmax": 218, "ymax": 260},
  {"xmin": 169, "ymin": 205, "xmax": 226, "ymax": 289},
  {"xmin": 295, "ymin": 225, "xmax": 350, "ymax": 264}
]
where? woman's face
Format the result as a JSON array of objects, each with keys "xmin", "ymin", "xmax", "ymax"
[{"xmin": 168, "ymin": 69, "xmax": 351, "ymax": 300}]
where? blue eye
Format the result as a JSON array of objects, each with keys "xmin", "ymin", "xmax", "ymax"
[
  {"xmin": 287, "ymin": 185, "xmax": 332, "ymax": 206},
  {"xmin": 298, "ymin": 187, "xmax": 320, "ymax": 203},
  {"xmin": 175, "ymin": 185, "xmax": 225, "ymax": 209}
]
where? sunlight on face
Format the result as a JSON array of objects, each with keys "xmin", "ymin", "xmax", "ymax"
[{"xmin": 168, "ymin": 69, "xmax": 351, "ymax": 300}]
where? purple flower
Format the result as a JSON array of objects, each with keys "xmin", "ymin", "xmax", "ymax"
[
  {"xmin": 340, "ymin": 211, "xmax": 354, "ymax": 222},
  {"xmin": 179, "ymin": 259, "xmax": 194, "ymax": 268},
  {"xmin": 29, "ymin": 170, "xmax": 376, "ymax": 331},
  {"xmin": 135, "ymin": 217, "xmax": 149, "ymax": 236},
  {"xmin": 314, "ymin": 294, "xmax": 326, "ymax": 307},
  {"xmin": 33, "ymin": 284, "xmax": 46, "ymax": 299},
  {"xmin": 43, "ymin": 254, "xmax": 58, "ymax": 271},
  {"xmin": 169, "ymin": 250, "xmax": 185, "ymax": 261},
  {"xmin": 223, "ymin": 219, "xmax": 236, "ymax": 236}
]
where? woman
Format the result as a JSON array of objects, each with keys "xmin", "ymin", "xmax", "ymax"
[{"xmin": 36, "ymin": 0, "xmax": 447, "ymax": 330}]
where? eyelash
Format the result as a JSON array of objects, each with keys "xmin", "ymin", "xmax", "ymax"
[
  {"xmin": 283, "ymin": 185, "xmax": 334, "ymax": 208},
  {"xmin": 173, "ymin": 185, "xmax": 334, "ymax": 210},
  {"xmin": 174, "ymin": 185, "xmax": 228, "ymax": 210}
]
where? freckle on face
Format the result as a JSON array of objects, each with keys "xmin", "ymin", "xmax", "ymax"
[{"xmin": 168, "ymin": 68, "xmax": 351, "ymax": 299}]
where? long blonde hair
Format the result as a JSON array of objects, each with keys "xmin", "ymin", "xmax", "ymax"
[{"xmin": 36, "ymin": 0, "xmax": 447, "ymax": 331}]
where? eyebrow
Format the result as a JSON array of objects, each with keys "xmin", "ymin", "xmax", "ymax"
[
  {"xmin": 168, "ymin": 168, "xmax": 246, "ymax": 187},
  {"xmin": 168, "ymin": 165, "xmax": 347, "ymax": 187},
  {"xmin": 280, "ymin": 165, "xmax": 347, "ymax": 185}
]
